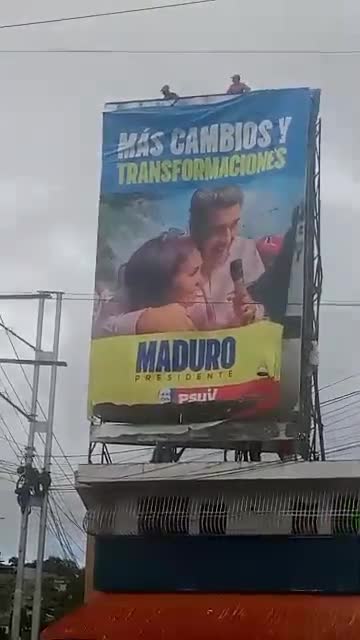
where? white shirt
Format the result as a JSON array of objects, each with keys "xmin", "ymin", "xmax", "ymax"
[{"xmin": 189, "ymin": 236, "xmax": 265, "ymax": 330}]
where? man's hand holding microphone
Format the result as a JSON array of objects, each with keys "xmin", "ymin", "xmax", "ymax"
[{"xmin": 230, "ymin": 259, "xmax": 257, "ymax": 326}]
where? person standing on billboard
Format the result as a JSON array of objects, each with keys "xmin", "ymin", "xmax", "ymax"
[
  {"xmin": 226, "ymin": 74, "xmax": 251, "ymax": 95},
  {"xmin": 161, "ymin": 84, "xmax": 179, "ymax": 100},
  {"xmin": 188, "ymin": 185, "xmax": 265, "ymax": 330}
]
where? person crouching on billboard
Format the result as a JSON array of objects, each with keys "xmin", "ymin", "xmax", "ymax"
[
  {"xmin": 188, "ymin": 185, "xmax": 265, "ymax": 330},
  {"xmin": 103, "ymin": 233, "xmax": 203, "ymax": 335}
]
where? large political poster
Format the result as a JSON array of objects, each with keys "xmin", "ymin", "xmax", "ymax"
[{"xmin": 88, "ymin": 88, "xmax": 320, "ymax": 440}]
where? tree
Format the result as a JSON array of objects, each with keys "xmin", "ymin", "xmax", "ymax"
[
  {"xmin": 42, "ymin": 556, "xmax": 80, "ymax": 578},
  {"xmin": 0, "ymin": 572, "xmax": 15, "ymax": 632},
  {"xmin": 40, "ymin": 568, "xmax": 85, "ymax": 630},
  {"xmin": 39, "ymin": 556, "xmax": 84, "ymax": 630},
  {"xmin": 1, "ymin": 556, "xmax": 84, "ymax": 637}
]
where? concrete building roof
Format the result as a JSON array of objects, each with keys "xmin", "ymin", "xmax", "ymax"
[{"xmin": 76, "ymin": 461, "xmax": 360, "ymax": 486}]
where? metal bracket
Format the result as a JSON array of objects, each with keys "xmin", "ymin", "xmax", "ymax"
[
  {"xmin": 34, "ymin": 421, "xmax": 48, "ymax": 434},
  {"xmin": 29, "ymin": 495, "xmax": 42, "ymax": 508},
  {"xmin": 36, "ymin": 349, "xmax": 53, "ymax": 361}
]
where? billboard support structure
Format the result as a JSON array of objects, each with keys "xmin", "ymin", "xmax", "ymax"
[
  {"xmin": 298, "ymin": 117, "xmax": 323, "ymax": 462},
  {"xmin": 88, "ymin": 439, "xmax": 111, "ymax": 464},
  {"xmin": 309, "ymin": 119, "xmax": 324, "ymax": 461}
]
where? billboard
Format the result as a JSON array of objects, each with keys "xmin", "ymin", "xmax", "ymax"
[{"xmin": 89, "ymin": 88, "xmax": 320, "ymax": 445}]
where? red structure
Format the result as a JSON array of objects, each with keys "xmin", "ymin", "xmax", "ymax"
[{"xmin": 42, "ymin": 592, "xmax": 360, "ymax": 640}]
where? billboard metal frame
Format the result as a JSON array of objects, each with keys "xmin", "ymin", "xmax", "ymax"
[
  {"xmin": 88, "ymin": 102, "xmax": 323, "ymax": 464},
  {"xmin": 298, "ymin": 117, "xmax": 323, "ymax": 461},
  {"xmin": 309, "ymin": 119, "xmax": 324, "ymax": 460}
]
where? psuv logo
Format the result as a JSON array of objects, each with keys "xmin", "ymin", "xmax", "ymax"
[
  {"xmin": 158, "ymin": 387, "xmax": 219, "ymax": 404},
  {"xmin": 176, "ymin": 387, "xmax": 219, "ymax": 404},
  {"xmin": 136, "ymin": 337, "xmax": 236, "ymax": 373}
]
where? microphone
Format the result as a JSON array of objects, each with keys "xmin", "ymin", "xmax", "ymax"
[
  {"xmin": 230, "ymin": 259, "xmax": 261, "ymax": 325},
  {"xmin": 230, "ymin": 258, "xmax": 246, "ymax": 300}
]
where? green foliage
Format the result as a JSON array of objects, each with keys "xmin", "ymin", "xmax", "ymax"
[
  {"xmin": 0, "ymin": 573, "xmax": 14, "ymax": 617},
  {"xmin": 0, "ymin": 556, "xmax": 84, "ymax": 637},
  {"xmin": 42, "ymin": 556, "xmax": 80, "ymax": 579}
]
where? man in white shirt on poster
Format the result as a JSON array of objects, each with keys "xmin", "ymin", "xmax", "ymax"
[{"xmin": 188, "ymin": 185, "xmax": 265, "ymax": 330}]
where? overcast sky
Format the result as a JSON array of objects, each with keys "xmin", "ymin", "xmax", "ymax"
[{"xmin": 0, "ymin": 0, "xmax": 360, "ymax": 562}]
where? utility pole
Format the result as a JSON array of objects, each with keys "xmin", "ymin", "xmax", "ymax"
[
  {"xmin": 0, "ymin": 292, "xmax": 67, "ymax": 640},
  {"xmin": 11, "ymin": 295, "xmax": 45, "ymax": 640},
  {"xmin": 31, "ymin": 293, "xmax": 62, "ymax": 640}
]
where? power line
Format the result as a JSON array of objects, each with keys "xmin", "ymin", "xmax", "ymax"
[
  {"xmin": 327, "ymin": 430, "xmax": 360, "ymax": 446},
  {"xmin": 3, "ymin": 291, "xmax": 360, "ymax": 307},
  {"xmin": 0, "ymin": 412, "xmax": 23, "ymax": 460},
  {"xmin": 0, "ymin": 412, "xmax": 84, "ymax": 554},
  {"xmin": 0, "ymin": 476, "xmax": 16, "ymax": 485},
  {"xmin": 0, "ymin": 433, "xmax": 26, "ymax": 448},
  {"xmin": 51, "ymin": 498, "xmax": 78, "ymax": 562},
  {"xmin": 0, "ymin": 457, "xmax": 19, "ymax": 468},
  {"xmin": 20, "ymin": 446, "xmax": 150, "ymax": 464},
  {"xmin": 320, "ymin": 373, "xmax": 360, "ymax": 392},
  {"xmin": 60, "ymin": 297, "xmax": 360, "ymax": 308},
  {"xmin": 51, "ymin": 497, "xmax": 83, "ymax": 560},
  {"xmin": 324, "ymin": 411, "xmax": 360, "ymax": 433},
  {"xmin": 321, "ymin": 390, "xmax": 360, "ymax": 408},
  {"xmin": 324, "ymin": 406, "xmax": 360, "ymax": 427},
  {"xmin": 48, "ymin": 500, "xmax": 76, "ymax": 562},
  {"xmin": 61, "ymin": 441, "xmax": 360, "ymax": 483},
  {"xmin": 0, "ymin": 348, "xmax": 83, "ymax": 548},
  {"xmin": 0, "ymin": 315, "xmax": 75, "ymax": 475},
  {"xmin": 40, "ymin": 510, "xmax": 69, "ymax": 559},
  {"xmin": 326, "ymin": 441, "xmax": 360, "ymax": 455},
  {"xmin": 63, "ymin": 298, "xmax": 360, "ymax": 308},
  {"xmin": 51, "ymin": 454, "xmax": 323, "ymax": 487},
  {"xmin": 0, "ymin": 367, "xmax": 31, "ymax": 429},
  {"xmin": 0, "ymin": 48, "xmax": 359, "ymax": 54},
  {"xmin": 0, "ymin": 0, "xmax": 215, "ymax": 30},
  {"xmin": 0, "ymin": 313, "xmax": 85, "ymax": 540},
  {"xmin": 53, "ymin": 499, "xmax": 84, "ymax": 535},
  {"xmin": 51, "ymin": 447, "xmax": 150, "ymax": 459},
  {"xmin": 322, "ymin": 398, "xmax": 360, "ymax": 419},
  {"xmin": 0, "ymin": 450, "xmax": 19, "ymax": 484}
]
